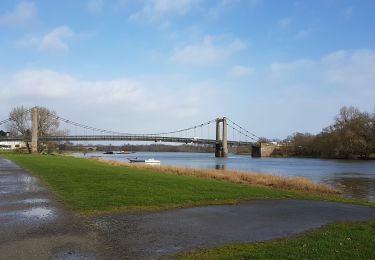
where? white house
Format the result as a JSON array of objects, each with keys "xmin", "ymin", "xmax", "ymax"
[{"xmin": 0, "ymin": 141, "xmax": 26, "ymax": 150}]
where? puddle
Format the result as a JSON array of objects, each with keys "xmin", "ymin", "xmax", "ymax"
[
  {"xmin": 0, "ymin": 198, "xmax": 49, "ymax": 206},
  {"xmin": 18, "ymin": 175, "xmax": 43, "ymax": 192},
  {"xmin": 0, "ymin": 207, "xmax": 55, "ymax": 224},
  {"xmin": 21, "ymin": 198, "xmax": 49, "ymax": 204},
  {"xmin": 20, "ymin": 207, "xmax": 54, "ymax": 219}
]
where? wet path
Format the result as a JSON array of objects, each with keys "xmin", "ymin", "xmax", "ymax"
[
  {"xmin": 0, "ymin": 158, "xmax": 105, "ymax": 259},
  {"xmin": 92, "ymin": 200, "xmax": 375, "ymax": 259}
]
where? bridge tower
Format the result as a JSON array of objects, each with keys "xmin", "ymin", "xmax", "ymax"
[
  {"xmin": 31, "ymin": 107, "xmax": 39, "ymax": 153},
  {"xmin": 215, "ymin": 117, "xmax": 228, "ymax": 158}
]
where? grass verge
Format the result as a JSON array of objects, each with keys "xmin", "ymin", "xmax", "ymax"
[
  {"xmin": 96, "ymin": 158, "xmax": 338, "ymax": 194},
  {"xmin": 2, "ymin": 154, "xmax": 373, "ymax": 215},
  {"xmin": 175, "ymin": 221, "xmax": 375, "ymax": 260}
]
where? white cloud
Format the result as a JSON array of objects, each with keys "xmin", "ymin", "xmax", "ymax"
[
  {"xmin": 18, "ymin": 26, "xmax": 75, "ymax": 54},
  {"xmin": 5, "ymin": 69, "xmax": 142, "ymax": 102},
  {"xmin": 263, "ymin": 49, "xmax": 375, "ymax": 131},
  {"xmin": 87, "ymin": 0, "xmax": 105, "ymax": 14},
  {"xmin": 321, "ymin": 49, "xmax": 375, "ymax": 89},
  {"xmin": 2, "ymin": 49, "xmax": 374, "ymax": 138},
  {"xmin": 229, "ymin": 65, "xmax": 254, "ymax": 77},
  {"xmin": 171, "ymin": 35, "xmax": 246, "ymax": 65},
  {"xmin": 0, "ymin": 2, "xmax": 37, "ymax": 28},
  {"xmin": 0, "ymin": 69, "xmax": 223, "ymax": 133},
  {"xmin": 130, "ymin": 0, "xmax": 199, "ymax": 26}
]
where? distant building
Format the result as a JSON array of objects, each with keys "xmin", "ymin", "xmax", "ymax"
[{"xmin": 0, "ymin": 141, "xmax": 26, "ymax": 150}]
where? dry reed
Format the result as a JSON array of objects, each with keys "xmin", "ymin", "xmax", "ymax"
[{"xmin": 93, "ymin": 158, "xmax": 339, "ymax": 195}]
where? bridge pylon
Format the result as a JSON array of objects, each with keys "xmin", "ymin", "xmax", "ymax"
[
  {"xmin": 215, "ymin": 117, "xmax": 228, "ymax": 158},
  {"xmin": 31, "ymin": 107, "xmax": 39, "ymax": 153}
]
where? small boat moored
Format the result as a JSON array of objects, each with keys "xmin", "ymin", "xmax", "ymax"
[
  {"xmin": 128, "ymin": 157, "xmax": 145, "ymax": 163},
  {"xmin": 127, "ymin": 157, "xmax": 160, "ymax": 165},
  {"xmin": 145, "ymin": 158, "xmax": 160, "ymax": 165}
]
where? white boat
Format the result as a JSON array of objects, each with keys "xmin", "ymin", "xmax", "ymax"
[
  {"xmin": 128, "ymin": 158, "xmax": 160, "ymax": 164},
  {"xmin": 145, "ymin": 158, "xmax": 160, "ymax": 165}
]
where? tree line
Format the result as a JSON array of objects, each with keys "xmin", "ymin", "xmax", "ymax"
[{"xmin": 273, "ymin": 106, "xmax": 375, "ymax": 159}]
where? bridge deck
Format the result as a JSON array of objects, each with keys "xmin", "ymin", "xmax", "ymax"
[{"xmin": 0, "ymin": 135, "xmax": 256, "ymax": 146}]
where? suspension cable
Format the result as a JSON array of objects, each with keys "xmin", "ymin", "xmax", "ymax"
[
  {"xmin": 46, "ymin": 110, "xmax": 218, "ymax": 137},
  {"xmin": 226, "ymin": 118, "xmax": 260, "ymax": 139},
  {"xmin": 227, "ymin": 122, "xmax": 258, "ymax": 141}
]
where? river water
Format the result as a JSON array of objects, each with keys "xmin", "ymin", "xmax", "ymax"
[{"xmin": 79, "ymin": 152, "xmax": 375, "ymax": 202}]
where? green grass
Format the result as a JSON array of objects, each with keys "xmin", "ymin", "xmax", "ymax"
[
  {"xmin": 176, "ymin": 221, "xmax": 375, "ymax": 260},
  {"xmin": 2, "ymin": 154, "xmax": 300, "ymax": 214},
  {"xmin": 2, "ymin": 154, "xmax": 373, "ymax": 214}
]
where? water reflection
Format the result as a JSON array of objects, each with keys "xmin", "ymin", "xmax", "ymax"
[
  {"xmin": 215, "ymin": 164, "xmax": 227, "ymax": 170},
  {"xmin": 22, "ymin": 198, "xmax": 49, "ymax": 204},
  {"xmin": 19, "ymin": 175, "xmax": 42, "ymax": 192},
  {"xmin": 21, "ymin": 207, "xmax": 54, "ymax": 219}
]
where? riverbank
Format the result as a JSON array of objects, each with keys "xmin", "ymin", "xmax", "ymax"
[
  {"xmin": 76, "ymin": 151, "xmax": 375, "ymax": 202},
  {"xmin": 2, "ymin": 153, "xmax": 373, "ymax": 215},
  {"xmin": 94, "ymin": 158, "xmax": 338, "ymax": 195}
]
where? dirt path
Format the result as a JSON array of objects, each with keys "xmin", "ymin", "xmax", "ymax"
[{"xmin": 1, "ymin": 158, "xmax": 375, "ymax": 259}]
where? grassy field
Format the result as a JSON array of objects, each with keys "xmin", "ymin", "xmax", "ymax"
[
  {"xmin": 1, "ymin": 154, "xmax": 373, "ymax": 214},
  {"xmin": 176, "ymin": 221, "xmax": 375, "ymax": 259},
  {"xmin": 2, "ymin": 154, "xmax": 299, "ymax": 214}
]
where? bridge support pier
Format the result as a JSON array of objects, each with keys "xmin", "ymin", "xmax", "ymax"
[
  {"xmin": 215, "ymin": 117, "xmax": 228, "ymax": 158},
  {"xmin": 31, "ymin": 107, "xmax": 39, "ymax": 153},
  {"xmin": 251, "ymin": 143, "xmax": 277, "ymax": 157}
]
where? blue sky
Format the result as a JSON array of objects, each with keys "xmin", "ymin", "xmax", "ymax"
[{"xmin": 0, "ymin": 0, "xmax": 374, "ymax": 139}]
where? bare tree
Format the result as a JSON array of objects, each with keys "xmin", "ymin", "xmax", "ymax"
[
  {"xmin": 6, "ymin": 106, "xmax": 61, "ymax": 153},
  {"xmin": 6, "ymin": 106, "xmax": 31, "ymax": 152},
  {"xmin": 37, "ymin": 107, "xmax": 60, "ymax": 136}
]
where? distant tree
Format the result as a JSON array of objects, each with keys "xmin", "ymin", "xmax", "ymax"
[
  {"xmin": 258, "ymin": 137, "xmax": 271, "ymax": 143},
  {"xmin": 6, "ymin": 106, "xmax": 61, "ymax": 153},
  {"xmin": 279, "ymin": 106, "xmax": 375, "ymax": 159},
  {"xmin": 332, "ymin": 106, "xmax": 373, "ymax": 158}
]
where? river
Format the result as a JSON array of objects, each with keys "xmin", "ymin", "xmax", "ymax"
[{"xmin": 78, "ymin": 152, "xmax": 375, "ymax": 202}]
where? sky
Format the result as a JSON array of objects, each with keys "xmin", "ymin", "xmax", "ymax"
[{"xmin": 0, "ymin": 0, "xmax": 374, "ymax": 140}]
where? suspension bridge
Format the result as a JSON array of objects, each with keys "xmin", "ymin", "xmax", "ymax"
[{"xmin": 0, "ymin": 107, "xmax": 271, "ymax": 157}]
